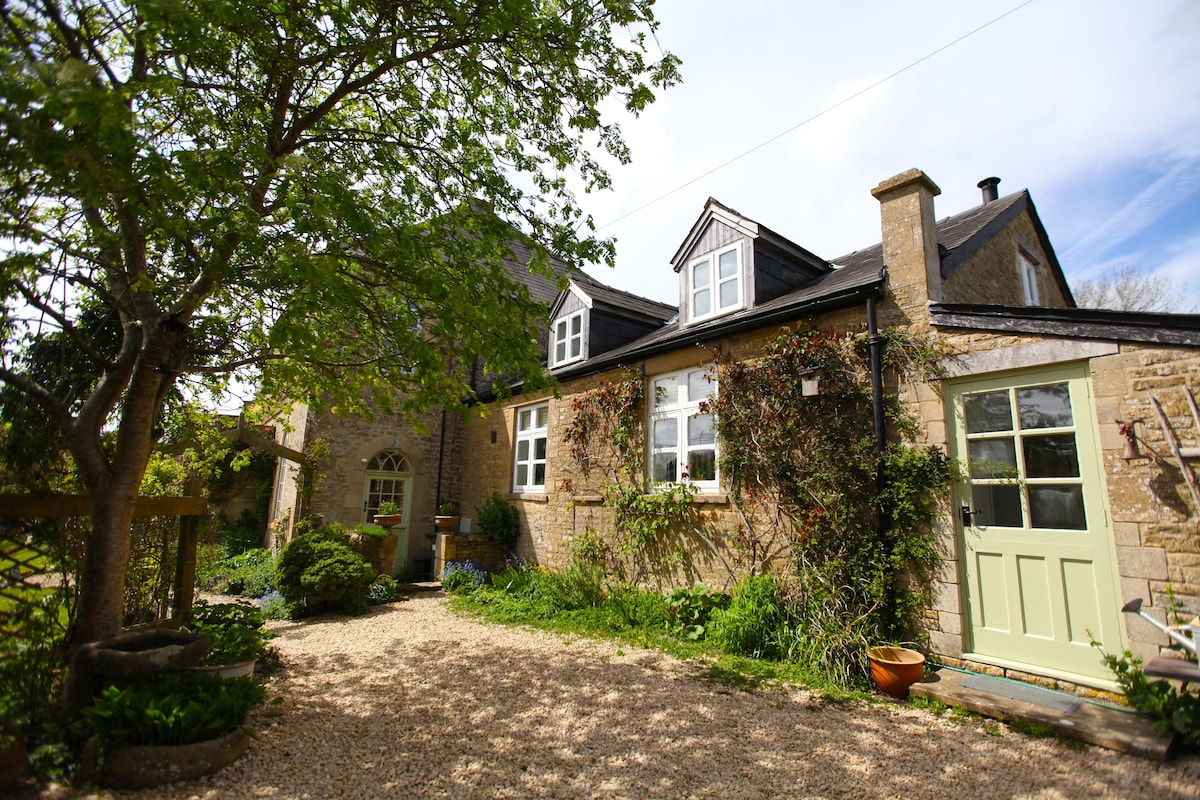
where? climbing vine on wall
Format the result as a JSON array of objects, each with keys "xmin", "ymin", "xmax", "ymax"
[
  {"xmin": 563, "ymin": 369, "xmax": 709, "ymax": 582},
  {"xmin": 711, "ymin": 326, "xmax": 954, "ymax": 686}
]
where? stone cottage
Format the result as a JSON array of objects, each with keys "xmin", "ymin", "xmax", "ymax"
[{"xmin": 271, "ymin": 167, "xmax": 1200, "ymax": 693}]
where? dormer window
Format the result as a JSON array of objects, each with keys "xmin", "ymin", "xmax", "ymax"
[
  {"xmin": 688, "ymin": 243, "xmax": 743, "ymax": 324},
  {"xmin": 551, "ymin": 309, "xmax": 586, "ymax": 367}
]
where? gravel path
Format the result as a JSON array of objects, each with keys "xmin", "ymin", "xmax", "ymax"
[{"xmin": 70, "ymin": 592, "xmax": 1200, "ymax": 799}]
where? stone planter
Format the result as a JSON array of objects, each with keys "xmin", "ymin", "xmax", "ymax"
[
  {"xmin": 867, "ymin": 645, "xmax": 926, "ymax": 699},
  {"xmin": 81, "ymin": 728, "xmax": 251, "ymax": 789},
  {"xmin": 373, "ymin": 513, "xmax": 403, "ymax": 528},
  {"xmin": 192, "ymin": 659, "xmax": 257, "ymax": 679},
  {"xmin": 434, "ymin": 514, "xmax": 461, "ymax": 533}
]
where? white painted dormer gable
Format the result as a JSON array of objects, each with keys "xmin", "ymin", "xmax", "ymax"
[
  {"xmin": 671, "ymin": 199, "xmax": 754, "ymax": 327},
  {"xmin": 670, "ymin": 198, "xmax": 833, "ymax": 327},
  {"xmin": 547, "ymin": 279, "xmax": 592, "ymax": 368}
]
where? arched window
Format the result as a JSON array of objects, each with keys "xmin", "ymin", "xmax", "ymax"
[{"xmin": 363, "ymin": 449, "xmax": 412, "ymax": 522}]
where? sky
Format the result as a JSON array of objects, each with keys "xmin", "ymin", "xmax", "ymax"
[{"xmin": 575, "ymin": 0, "xmax": 1200, "ymax": 311}]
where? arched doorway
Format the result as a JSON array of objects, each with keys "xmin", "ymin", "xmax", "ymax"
[{"xmin": 363, "ymin": 449, "xmax": 412, "ymax": 575}]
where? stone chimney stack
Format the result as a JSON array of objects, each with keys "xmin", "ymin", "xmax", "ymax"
[{"xmin": 871, "ymin": 168, "xmax": 943, "ymax": 321}]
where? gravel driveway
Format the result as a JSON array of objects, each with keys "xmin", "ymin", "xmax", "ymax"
[{"xmin": 69, "ymin": 591, "xmax": 1200, "ymax": 799}]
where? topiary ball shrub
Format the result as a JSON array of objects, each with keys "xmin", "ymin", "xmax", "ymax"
[{"xmin": 276, "ymin": 527, "xmax": 372, "ymax": 617}]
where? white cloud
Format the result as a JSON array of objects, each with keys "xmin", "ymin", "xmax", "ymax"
[{"xmin": 575, "ymin": 0, "xmax": 1200, "ymax": 308}]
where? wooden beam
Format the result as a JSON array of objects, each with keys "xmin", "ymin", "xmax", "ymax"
[
  {"xmin": 0, "ymin": 494, "xmax": 207, "ymax": 519},
  {"xmin": 221, "ymin": 425, "xmax": 307, "ymax": 463}
]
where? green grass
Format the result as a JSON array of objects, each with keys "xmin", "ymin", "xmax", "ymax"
[{"xmin": 448, "ymin": 575, "xmax": 875, "ymax": 702}]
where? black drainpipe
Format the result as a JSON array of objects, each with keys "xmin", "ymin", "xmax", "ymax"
[
  {"xmin": 435, "ymin": 409, "xmax": 447, "ymax": 509},
  {"xmin": 866, "ymin": 289, "xmax": 895, "ymax": 638}
]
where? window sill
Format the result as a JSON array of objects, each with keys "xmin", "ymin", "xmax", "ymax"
[
  {"xmin": 509, "ymin": 492, "xmax": 549, "ymax": 503},
  {"xmin": 572, "ymin": 492, "xmax": 729, "ymax": 506}
]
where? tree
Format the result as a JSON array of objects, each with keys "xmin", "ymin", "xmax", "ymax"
[
  {"xmin": 1073, "ymin": 265, "xmax": 1196, "ymax": 313},
  {"xmin": 0, "ymin": 0, "xmax": 679, "ymax": 644}
]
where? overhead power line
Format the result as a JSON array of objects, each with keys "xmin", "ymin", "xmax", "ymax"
[{"xmin": 595, "ymin": 0, "xmax": 1036, "ymax": 232}]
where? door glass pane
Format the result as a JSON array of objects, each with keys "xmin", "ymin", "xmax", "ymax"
[
  {"xmin": 653, "ymin": 418, "xmax": 677, "ymax": 448},
  {"xmin": 653, "ymin": 452, "xmax": 677, "ymax": 483},
  {"xmin": 718, "ymin": 249, "xmax": 738, "ymax": 278},
  {"xmin": 687, "ymin": 370, "xmax": 709, "ymax": 402},
  {"xmin": 1030, "ymin": 485, "xmax": 1086, "ymax": 529},
  {"xmin": 1017, "ymin": 383, "xmax": 1073, "ymax": 429},
  {"xmin": 1023, "ymin": 434, "xmax": 1080, "ymax": 478},
  {"xmin": 687, "ymin": 449, "xmax": 716, "ymax": 481},
  {"xmin": 653, "ymin": 376, "xmax": 678, "ymax": 407},
  {"xmin": 688, "ymin": 413, "xmax": 714, "ymax": 445},
  {"xmin": 694, "ymin": 288, "xmax": 711, "ymax": 316},
  {"xmin": 965, "ymin": 391, "xmax": 1013, "ymax": 433},
  {"xmin": 719, "ymin": 279, "xmax": 739, "ymax": 309},
  {"xmin": 968, "ymin": 438, "xmax": 1016, "ymax": 478},
  {"xmin": 971, "ymin": 484, "xmax": 1023, "ymax": 527}
]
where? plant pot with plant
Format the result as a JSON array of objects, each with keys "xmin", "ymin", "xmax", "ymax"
[
  {"xmin": 182, "ymin": 601, "xmax": 275, "ymax": 678},
  {"xmin": 434, "ymin": 501, "xmax": 460, "ymax": 533},
  {"xmin": 80, "ymin": 671, "xmax": 265, "ymax": 789},
  {"xmin": 866, "ymin": 645, "xmax": 926, "ymax": 699},
  {"xmin": 372, "ymin": 501, "xmax": 403, "ymax": 529}
]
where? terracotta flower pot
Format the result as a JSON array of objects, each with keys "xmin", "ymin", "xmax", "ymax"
[{"xmin": 867, "ymin": 645, "xmax": 926, "ymax": 699}]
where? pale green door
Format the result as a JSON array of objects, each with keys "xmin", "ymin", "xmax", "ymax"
[{"xmin": 947, "ymin": 364, "xmax": 1122, "ymax": 685}]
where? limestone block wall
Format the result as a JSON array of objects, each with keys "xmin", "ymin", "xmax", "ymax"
[
  {"xmin": 1090, "ymin": 345, "xmax": 1200, "ymax": 662},
  {"xmin": 908, "ymin": 330, "xmax": 1200, "ymax": 685},
  {"xmin": 458, "ymin": 306, "xmax": 870, "ymax": 591},
  {"xmin": 941, "ymin": 213, "xmax": 1070, "ymax": 308},
  {"xmin": 289, "ymin": 404, "xmax": 464, "ymax": 573}
]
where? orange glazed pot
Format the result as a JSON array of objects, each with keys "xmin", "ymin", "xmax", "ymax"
[{"xmin": 867, "ymin": 646, "xmax": 926, "ymax": 699}]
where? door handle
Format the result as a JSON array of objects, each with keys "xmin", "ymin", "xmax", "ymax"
[{"xmin": 960, "ymin": 504, "xmax": 981, "ymax": 526}]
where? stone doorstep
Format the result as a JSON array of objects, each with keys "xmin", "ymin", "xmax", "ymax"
[{"xmin": 908, "ymin": 669, "xmax": 1177, "ymax": 762}]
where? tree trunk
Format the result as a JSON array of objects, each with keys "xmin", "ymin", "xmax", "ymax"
[{"xmin": 70, "ymin": 349, "xmax": 172, "ymax": 644}]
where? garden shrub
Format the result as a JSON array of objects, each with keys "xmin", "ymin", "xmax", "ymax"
[
  {"xmin": 276, "ymin": 527, "xmax": 372, "ymax": 616},
  {"xmin": 367, "ymin": 575, "xmax": 402, "ymax": 604},
  {"xmin": 476, "ymin": 491, "xmax": 520, "ymax": 550},
  {"xmin": 708, "ymin": 573, "xmax": 784, "ymax": 658},
  {"xmin": 542, "ymin": 561, "xmax": 607, "ymax": 611},
  {"xmin": 667, "ymin": 585, "xmax": 731, "ymax": 640},
  {"xmin": 213, "ymin": 548, "xmax": 277, "ymax": 598},
  {"xmin": 441, "ymin": 561, "xmax": 489, "ymax": 593}
]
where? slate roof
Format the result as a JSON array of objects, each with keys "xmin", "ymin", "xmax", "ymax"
[
  {"xmin": 567, "ymin": 270, "xmax": 676, "ymax": 322},
  {"xmin": 929, "ymin": 303, "xmax": 1200, "ymax": 346}
]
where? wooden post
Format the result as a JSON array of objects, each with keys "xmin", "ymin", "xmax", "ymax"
[{"xmin": 172, "ymin": 476, "xmax": 205, "ymax": 619}]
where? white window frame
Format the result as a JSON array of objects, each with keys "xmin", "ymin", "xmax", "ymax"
[
  {"xmin": 1019, "ymin": 252, "xmax": 1041, "ymax": 305},
  {"xmin": 687, "ymin": 243, "xmax": 744, "ymax": 325},
  {"xmin": 648, "ymin": 367, "xmax": 719, "ymax": 492},
  {"xmin": 550, "ymin": 310, "xmax": 586, "ymax": 367},
  {"xmin": 513, "ymin": 402, "xmax": 549, "ymax": 493}
]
